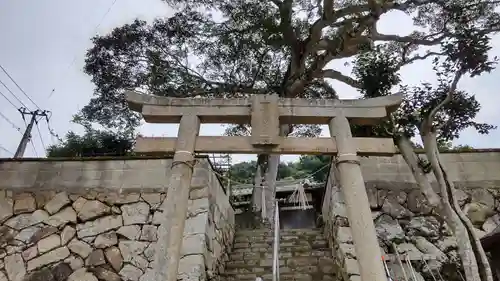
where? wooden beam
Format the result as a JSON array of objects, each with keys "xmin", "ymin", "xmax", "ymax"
[
  {"xmin": 127, "ymin": 91, "xmax": 403, "ymax": 125},
  {"xmin": 134, "ymin": 136, "xmax": 397, "ymax": 156}
]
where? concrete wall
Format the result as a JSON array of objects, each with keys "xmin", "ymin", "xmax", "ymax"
[
  {"xmin": 0, "ymin": 157, "xmax": 234, "ymax": 281},
  {"xmin": 323, "ymin": 151, "xmax": 500, "ymax": 281},
  {"xmin": 360, "ymin": 151, "xmax": 500, "ymax": 187}
]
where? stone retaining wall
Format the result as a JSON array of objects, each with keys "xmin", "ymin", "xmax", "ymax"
[
  {"xmin": 0, "ymin": 158, "xmax": 235, "ymax": 281},
  {"xmin": 323, "ymin": 152, "xmax": 500, "ymax": 281}
]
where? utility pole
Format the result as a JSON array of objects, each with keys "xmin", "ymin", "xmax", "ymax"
[{"xmin": 14, "ymin": 108, "xmax": 49, "ymax": 158}]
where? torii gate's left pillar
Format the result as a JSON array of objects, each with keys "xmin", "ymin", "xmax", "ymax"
[{"xmin": 153, "ymin": 114, "xmax": 200, "ymax": 281}]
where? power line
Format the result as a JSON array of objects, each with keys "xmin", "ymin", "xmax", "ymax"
[
  {"xmin": 0, "ymin": 111, "xmax": 22, "ymax": 133},
  {"xmin": 0, "ymin": 78, "xmax": 26, "ymax": 108},
  {"xmin": 0, "ymin": 63, "xmax": 41, "ymax": 110},
  {"xmin": 0, "ymin": 88, "xmax": 19, "ymax": 109},
  {"xmin": 0, "ymin": 144, "xmax": 13, "ymax": 156},
  {"xmin": 48, "ymin": 0, "xmax": 119, "ymax": 100},
  {"xmin": 35, "ymin": 119, "xmax": 46, "ymax": 152}
]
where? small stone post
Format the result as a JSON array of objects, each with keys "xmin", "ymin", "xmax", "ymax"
[
  {"xmin": 154, "ymin": 114, "xmax": 200, "ymax": 281},
  {"xmin": 329, "ymin": 115, "xmax": 386, "ymax": 281}
]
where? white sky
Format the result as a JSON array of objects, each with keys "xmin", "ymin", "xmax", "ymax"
[{"xmin": 0, "ymin": 0, "xmax": 499, "ymax": 163}]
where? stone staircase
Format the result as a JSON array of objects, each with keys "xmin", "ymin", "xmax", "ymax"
[{"xmin": 221, "ymin": 228, "xmax": 339, "ymax": 281}]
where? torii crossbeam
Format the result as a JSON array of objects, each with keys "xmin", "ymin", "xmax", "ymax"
[
  {"xmin": 127, "ymin": 92, "xmax": 401, "ymax": 155},
  {"xmin": 126, "ymin": 91, "xmax": 403, "ymax": 281}
]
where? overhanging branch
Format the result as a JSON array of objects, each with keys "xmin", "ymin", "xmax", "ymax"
[{"xmin": 317, "ymin": 69, "xmax": 363, "ymax": 89}]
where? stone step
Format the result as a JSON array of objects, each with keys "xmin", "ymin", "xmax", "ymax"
[
  {"xmin": 234, "ymin": 234, "xmax": 326, "ymax": 243},
  {"xmin": 225, "ymin": 256, "xmax": 334, "ymax": 269},
  {"xmin": 228, "ymin": 250, "xmax": 333, "ymax": 263},
  {"xmin": 221, "ymin": 229, "xmax": 337, "ymax": 281},
  {"xmin": 233, "ymin": 239, "xmax": 328, "ymax": 249},
  {"xmin": 221, "ymin": 271, "xmax": 337, "ymax": 281},
  {"xmin": 234, "ymin": 228, "xmax": 324, "ymax": 237}
]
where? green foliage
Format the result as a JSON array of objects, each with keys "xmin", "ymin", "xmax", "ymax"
[
  {"xmin": 78, "ymin": 0, "xmax": 500, "ymax": 137},
  {"xmin": 227, "ymin": 155, "xmax": 331, "ymax": 184},
  {"xmin": 47, "ymin": 129, "xmax": 134, "ymax": 158}
]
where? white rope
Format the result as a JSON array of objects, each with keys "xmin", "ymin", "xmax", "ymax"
[{"xmin": 287, "ymin": 180, "xmax": 310, "ymax": 210}]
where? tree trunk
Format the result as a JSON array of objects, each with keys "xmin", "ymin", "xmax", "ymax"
[
  {"xmin": 251, "ymin": 124, "xmax": 289, "ymax": 224},
  {"xmin": 251, "ymin": 164, "xmax": 264, "ymax": 213},
  {"xmin": 422, "ymin": 131, "xmax": 492, "ymax": 281},
  {"xmin": 263, "ymin": 154, "xmax": 280, "ymax": 224},
  {"xmin": 395, "ymin": 135, "xmax": 482, "ymax": 281}
]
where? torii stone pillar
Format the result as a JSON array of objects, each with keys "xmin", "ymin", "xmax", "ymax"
[
  {"xmin": 329, "ymin": 115, "xmax": 386, "ymax": 281},
  {"xmin": 154, "ymin": 114, "xmax": 200, "ymax": 281}
]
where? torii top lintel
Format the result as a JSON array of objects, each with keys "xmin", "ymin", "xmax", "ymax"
[{"xmin": 126, "ymin": 91, "xmax": 403, "ymax": 126}]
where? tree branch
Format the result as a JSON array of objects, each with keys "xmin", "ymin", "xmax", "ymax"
[
  {"xmin": 317, "ymin": 69, "xmax": 363, "ymax": 88},
  {"xmin": 425, "ymin": 70, "xmax": 464, "ymax": 131},
  {"xmin": 372, "ymin": 33, "xmax": 446, "ymax": 46}
]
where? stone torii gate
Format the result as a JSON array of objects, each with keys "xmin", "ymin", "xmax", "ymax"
[{"xmin": 126, "ymin": 91, "xmax": 402, "ymax": 281}]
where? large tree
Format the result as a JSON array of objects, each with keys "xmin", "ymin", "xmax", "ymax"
[
  {"xmin": 80, "ymin": 0, "xmax": 500, "ymax": 225},
  {"xmin": 350, "ymin": 18, "xmax": 498, "ymax": 281}
]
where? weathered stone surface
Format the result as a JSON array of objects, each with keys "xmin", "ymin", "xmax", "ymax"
[
  {"xmin": 406, "ymin": 216, "xmax": 441, "ymax": 237},
  {"xmin": 464, "ymin": 202, "xmax": 494, "ymax": 226},
  {"xmin": 34, "ymin": 191, "xmax": 56, "ymax": 209},
  {"xmin": 78, "ymin": 200, "xmax": 111, "ymax": 222},
  {"xmin": 366, "ymin": 187, "xmax": 378, "ymax": 208},
  {"xmin": 119, "ymin": 264, "xmax": 143, "ymax": 281},
  {"xmin": 68, "ymin": 239, "xmax": 93, "ymax": 258},
  {"xmin": 45, "ymin": 207, "xmax": 77, "ymax": 227},
  {"xmin": 72, "ymin": 197, "xmax": 87, "ymax": 213},
  {"xmin": 0, "ymin": 196, "xmax": 14, "ymax": 223},
  {"xmin": 65, "ymin": 255, "xmax": 84, "ymax": 270},
  {"xmin": 119, "ymin": 241, "xmax": 149, "ymax": 270},
  {"xmin": 44, "ymin": 192, "xmax": 70, "ymax": 215},
  {"xmin": 375, "ymin": 214, "xmax": 405, "ymax": 244},
  {"xmin": 98, "ymin": 193, "xmax": 141, "ymax": 205},
  {"xmin": 469, "ymin": 188, "xmax": 495, "ymax": 208},
  {"xmin": 68, "ymin": 268, "xmax": 98, "ymax": 281},
  {"xmin": 178, "ymin": 254, "xmax": 205, "ymax": 281},
  {"xmin": 395, "ymin": 243, "xmax": 422, "ymax": 257},
  {"xmin": 5, "ymin": 210, "xmax": 49, "ymax": 230},
  {"xmin": 61, "ymin": 226, "xmax": 76, "ymax": 245},
  {"xmin": 27, "ymin": 247, "xmax": 70, "ymax": 271},
  {"xmin": 117, "ymin": 225, "xmax": 141, "ymax": 240},
  {"xmin": 454, "ymin": 189, "xmax": 470, "ymax": 207},
  {"xmin": 121, "ymin": 202, "xmax": 149, "ymax": 225},
  {"xmin": 76, "ymin": 215, "xmax": 123, "ymax": 238},
  {"xmin": 105, "ymin": 246, "xmax": 123, "ymax": 272},
  {"xmin": 407, "ymin": 190, "xmax": 433, "ymax": 214},
  {"xmin": 5, "ymin": 253, "xmax": 26, "ymax": 281},
  {"xmin": 91, "ymin": 266, "xmax": 121, "ymax": 281},
  {"xmin": 139, "ymin": 268, "xmax": 154, "ymax": 281},
  {"xmin": 413, "ymin": 237, "xmax": 447, "ymax": 262},
  {"xmin": 95, "ymin": 232, "xmax": 118, "ymax": 248},
  {"xmin": 37, "ymin": 234, "xmax": 61, "ymax": 254},
  {"xmin": 16, "ymin": 226, "xmax": 43, "ymax": 244},
  {"xmin": 152, "ymin": 211, "xmax": 162, "ymax": 225},
  {"xmin": 86, "ymin": 249, "xmax": 106, "ymax": 266},
  {"xmin": 436, "ymin": 236, "xmax": 457, "ymax": 252},
  {"xmin": 141, "ymin": 193, "xmax": 163, "ymax": 209},
  {"xmin": 181, "ymin": 233, "xmax": 205, "ymax": 256},
  {"xmin": 52, "ymin": 262, "xmax": 73, "ymax": 281},
  {"xmin": 0, "ymin": 270, "xmax": 7, "ymax": 281},
  {"xmin": 13, "ymin": 193, "xmax": 36, "ymax": 214},
  {"xmin": 143, "ymin": 243, "xmax": 155, "ymax": 262},
  {"xmin": 482, "ymin": 213, "xmax": 500, "ymax": 233},
  {"xmin": 23, "ymin": 267, "xmax": 52, "ymax": 281},
  {"xmin": 22, "ymin": 246, "xmax": 38, "ymax": 261},
  {"xmin": 28, "ymin": 226, "xmax": 58, "ymax": 244},
  {"xmin": 381, "ymin": 199, "xmax": 413, "ymax": 218},
  {"xmin": 140, "ymin": 225, "xmax": 158, "ymax": 242}
]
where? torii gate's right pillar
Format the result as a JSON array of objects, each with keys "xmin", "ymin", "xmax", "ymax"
[{"xmin": 329, "ymin": 115, "xmax": 387, "ymax": 281}]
